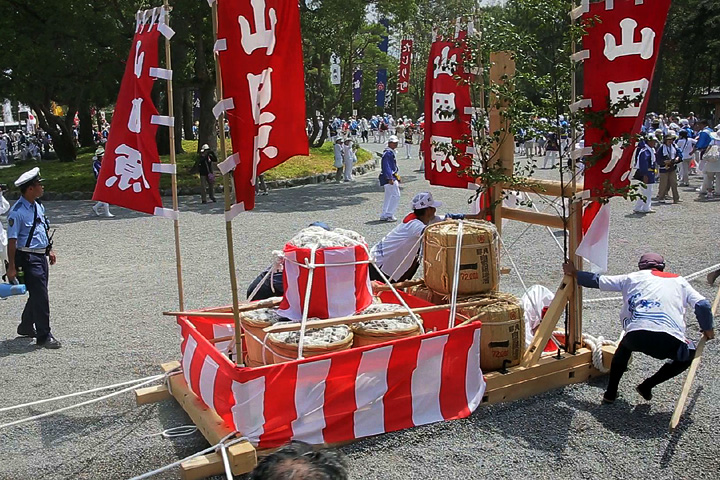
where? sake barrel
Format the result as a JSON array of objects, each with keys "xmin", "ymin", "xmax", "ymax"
[
  {"xmin": 266, "ymin": 325, "xmax": 354, "ymax": 364},
  {"xmin": 351, "ymin": 303, "xmax": 421, "ymax": 347},
  {"xmin": 423, "ymin": 220, "xmax": 500, "ymax": 296},
  {"xmin": 458, "ymin": 292, "xmax": 525, "ymax": 372},
  {"xmin": 240, "ymin": 306, "xmax": 287, "ymax": 366}
]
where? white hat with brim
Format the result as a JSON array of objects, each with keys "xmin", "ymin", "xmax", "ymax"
[
  {"xmin": 201, "ymin": 144, "xmax": 210, "ymax": 151},
  {"xmin": 411, "ymin": 192, "xmax": 443, "ymax": 210},
  {"xmin": 710, "ymin": 132, "xmax": 720, "ymax": 142},
  {"xmin": 15, "ymin": 167, "xmax": 42, "ymax": 187},
  {"xmin": 388, "ymin": 135, "xmax": 400, "ymax": 144}
]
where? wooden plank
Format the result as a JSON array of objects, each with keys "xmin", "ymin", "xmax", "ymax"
[
  {"xmin": 372, "ymin": 279, "xmax": 425, "ymax": 292},
  {"xmin": 135, "ymin": 384, "xmax": 171, "ymax": 405},
  {"xmin": 521, "ymin": 275, "xmax": 572, "ymax": 367},
  {"xmin": 263, "ymin": 299, "xmax": 498, "ymax": 334},
  {"xmin": 495, "ymin": 178, "xmax": 585, "ymax": 197},
  {"xmin": 500, "ymin": 206, "xmax": 567, "ymax": 230},
  {"xmin": 166, "ymin": 365, "xmax": 257, "ymax": 475},
  {"xmin": 486, "ymin": 347, "xmax": 593, "ymax": 390},
  {"xmin": 483, "ymin": 362, "xmax": 599, "ymax": 405},
  {"xmin": 164, "ymin": 298, "xmax": 282, "ymax": 318}
]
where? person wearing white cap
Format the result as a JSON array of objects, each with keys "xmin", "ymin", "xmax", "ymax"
[
  {"xmin": 91, "ymin": 147, "xmax": 114, "ymax": 217},
  {"xmin": 370, "ymin": 192, "xmax": 481, "ymax": 283},
  {"xmin": 379, "ymin": 135, "xmax": 401, "ymax": 221},
  {"xmin": 655, "ymin": 132, "xmax": 681, "ymax": 203},
  {"xmin": 633, "ymin": 134, "xmax": 658, "ymax": 214},
  {"xmin": 197, "ymin": 144, "xmax": 217, "ymax": 203},
  {"xmin": 6, "ymin": 167, "xmax": 60, "ymax": 348},
  {"xmin": 342, "ymin": 138, "xmax": 356, "ymax": 182},
  {"xmin": 333, "ymin": 137, "xmax": 345, "ymax": 182}
]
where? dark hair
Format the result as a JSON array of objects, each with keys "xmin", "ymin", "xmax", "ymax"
[
  {"xmin": 679, "ymin": 130, "xmax": 688, "ymax": 138},
  {"xmin": 413, "ymin": 207, "xmax": 434, "ymax": 218},
  {"xmin": 249, "ymin": 441, "xmax": 348, "ymax": 480},
  {"xmin": 19, "ymin": 180, "xmax": 39, "ymax": 194}
]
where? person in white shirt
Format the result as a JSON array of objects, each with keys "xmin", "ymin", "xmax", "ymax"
[
  {"xmin": 370, "ymin": 192, "xmax": 481, "ymax": 283},
  {"xmin": 676, "ymin": 129, "xmax": 696, "ymax": 186},
  {"xmin": 333, "ymin": 137, "xmax": 345, "ymax": 183},
  {"xmin": 342, "ymin": 138, "xmax": 356, "ymax": 182},
  {"xmin": 564, "ymin": 253, "xmax": 714, "ymax": 404}
]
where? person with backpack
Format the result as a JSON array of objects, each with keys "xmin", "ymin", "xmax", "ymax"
[{"xmin": 655, "ymin": 132, "xmax": 682, "ymax": 203}]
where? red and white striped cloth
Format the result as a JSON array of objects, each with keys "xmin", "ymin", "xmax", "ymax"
[
  {"xmin": 179, "ymin": 295, "xmax": 485, "ymax": 448},
  {"xmin": 278, "ymin": 244, "xmax": 373, "ymax": 321}
]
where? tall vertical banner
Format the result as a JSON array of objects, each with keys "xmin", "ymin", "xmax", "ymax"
[
  {"xmin": 93, "ymin": 7, "xmax": 176, "ymax": 217},
  {"xmin": 421, "ymin": 36, "xmax": 475, "ymax": 190},
  {"xmin": 330, "ymin": 53, "xmax": 341, "ymax": 86},
  {"xmin": 580, "ymin": 0, "xmax": 671, "ymax": 197},
  {"xmin": 215, "ymin": 0, "xmax": 309, "ymax": 215},
  {"xmin": 397, "ymin": 39, "xmax": 413, "ymax": 94},
  {"xmin": 376, "ymin": 18, "xmax": 390, "ymax": 109},
  {"xmin": 353, "ymin": 69, "xmax": 363, "ymax": 103}
]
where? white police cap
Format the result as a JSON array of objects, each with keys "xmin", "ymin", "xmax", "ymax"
[{"xmin": 14, "ymin": 167, "xmax": 43, "ymax": 187}]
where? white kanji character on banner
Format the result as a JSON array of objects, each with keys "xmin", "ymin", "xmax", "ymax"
[
  {"xmin": 607, "ymin": 79, "xmax": 649, "ymax": 117},
  {"xmin": 238, "ymin": 0, "xmax": 277, "ymax": 55},
  {"xmin": 602, "ymin": 143, "xmax": 633, "ymax": 182},
  {"xmin": 134, "ymin": 41, "xmax": 145, "ymax": 78},
  {"xmin": 247, "ymin": 68, "xmax": 278, "ymax": 185},
  {"xmin": 604, "ymin": 18, "xmax": 655, "ymax": 61},
  {"xmin": 430, "ymin": 135, "xmax": 460, "ymax": 173},
  {"xmin": 433, "ymin": 46, "xmax": 456, "ymax": 79},
  {"xmin": 128, "ymin": 98, "xmax": 143, "ymax": 134},
  {"xmin": 432, "ymin": 92, "xmax": 456, "ymax": 123},
  {"xmin": 105, "ymin": 144, "xmax": 150, "ymax": 193}
]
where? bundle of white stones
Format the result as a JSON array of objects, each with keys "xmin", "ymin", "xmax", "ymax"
[
  {"xmin": 288, "ymin": 226, "xmax": 366, "ymax": 249},
  {"xmin": 268, "ymin": 324, "xmax": 352, "ymax": 346},
  {"xmin": 353, "ymin": 303, "xmax": 420, "ymax": 332}
]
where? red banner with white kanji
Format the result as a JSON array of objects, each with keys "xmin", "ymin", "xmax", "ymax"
[
  {"xmin": 581, "ymin": 0, "xmax": 671, "ymax": 197},
  {"xmin": 422, "ymin": 38, "xmax": 475, "ymax": 190},
  {"xmin": 215, "ymin": 0, "xmax": 309, "ymax": 215},
  {"xmin": 397, "ymin": 39, "xmax": 413, "ymax": 93},
  {"xmin": 93, "ymin": 8, "xmax": 174, "ymax": 216}
]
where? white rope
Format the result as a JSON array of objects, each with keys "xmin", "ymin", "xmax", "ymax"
[
  {"xmin": 0, "ymin": 374, "xmax": 167, "ymax": 414},
  {"xmin": 388, "ymin": 234, "xmax": 424, "ymax": 282},
  {"xmin": 448, "ymin": 220, "xmax": 463, "ymax": 329},
  {"xmin": 141, "ymin": 425, "xmax": 198, "ymax": 439},
  {"xmin": 0, "ymin": 373, "xmax": 169, "ymax": 430},
  {"xmin": 297, "ymin": 245, "xmax": 318, "ymax": 359},
  {"xmin": 129, "ymin": 432, "xmax": 249, "ymax": 480},
  {"xmin": 247, "ymin": 253, "xmax": 283, "ymax": 301},
  {"xmin": 526, "ymin": 192, "xmax": 564, "ymax": 254},
  {"xmin": 582, "ymin": 333, "xmax": 618, "ymax": 373},
  {"xmin": 584, "ymin": 262, "xmax": 720, "ymax": 304},
  {"xmin": 499, "ymin": 235, "xmax": 528, "ymax": 294},
  {"xmin": 219, "ymin": 441, "xmax": 234, "ymax": 480},
  {"xmin": 363, "ymin": 245, "xmax": 424, "ymax": 334}
]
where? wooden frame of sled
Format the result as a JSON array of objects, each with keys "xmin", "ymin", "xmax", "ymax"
[{"xmin": 134, "ymin": 50, "xmax": 616, "ymax": 479}]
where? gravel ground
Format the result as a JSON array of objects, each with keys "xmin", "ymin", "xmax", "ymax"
[{"xmin": 0, "ymin": 142, "xmax": 718, "ymax": 480}]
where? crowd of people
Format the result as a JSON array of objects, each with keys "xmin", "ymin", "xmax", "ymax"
[
  {"xmin": 0, "ymin": 130, "xmax": 51, "ymax": 164},
  {"xmin": 632, "ymin": 113, "xmax": 719, "ymax": 213}
]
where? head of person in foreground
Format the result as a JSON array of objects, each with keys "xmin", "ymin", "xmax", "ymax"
[{"xmin": 249, "ymin": 441, "xmax": 348, "ymax": 480}]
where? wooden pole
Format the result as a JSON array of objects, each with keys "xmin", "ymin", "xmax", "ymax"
[
  {"xmin": 669, "ymin": 286, "xmax": 719, "ymax": 431},
  {"xmin": 488, "ymin": 52, "xmax": 515, "ymax": 234},
  {"xmin": 211, "ymin": 2, "xmax": 244, "ymax": 366},
  {"xmin": 163, "ymin": 0, "xmax": 185, "ymax": 311},
  {"xmin": 567, "ymin": 3, "xmax": 582, "ymax": 354}
]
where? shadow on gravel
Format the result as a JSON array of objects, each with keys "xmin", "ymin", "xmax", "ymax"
[
  {"xmin": 0, "ymin": 337, "xmax": 38, "ymax": 358},
  {"xmin": 659, "ymin": 386, "xmax": 702, "ymax": 469}
]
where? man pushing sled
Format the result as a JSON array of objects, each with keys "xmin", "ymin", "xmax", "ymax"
[{"xmin": 564, "ymin": 253, "xmax": 714, "ymax": 404}]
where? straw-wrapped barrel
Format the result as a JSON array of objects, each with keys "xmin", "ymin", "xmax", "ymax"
[
  {"xmin": 458, "ymin": 292, "xmax": 525, "ymax": 372},
  {"xmin": 423, "ymin": 220, "xmax": 500, "ymax": 295}
]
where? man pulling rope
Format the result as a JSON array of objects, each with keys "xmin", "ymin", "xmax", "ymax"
[{"xmin": 564, "ymin": 253, "xmax": 714, "ymax": 404}]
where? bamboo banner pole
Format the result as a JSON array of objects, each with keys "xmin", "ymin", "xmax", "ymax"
[
  {"xmin": 211, "ymin": 2, "xmax": 244, "ymax": 366},
  {"xmin": 567, "ymin": 1, "xmax": 582, "ymax": 354},
  {"xmin": 163, "ymin": 0, "xmax": 185, "ymax": 312}
]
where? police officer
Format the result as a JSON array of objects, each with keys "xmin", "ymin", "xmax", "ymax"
[{"xmin": 6, "ymin": 167, "xmax": 60, "ymax": 349}]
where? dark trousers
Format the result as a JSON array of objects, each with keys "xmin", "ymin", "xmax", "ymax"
[
  {"xmin": 606, "ymin": 330, "xmax": 694, "ymax": 397},
  {"xmin": 16, "ymin": 252, "xmax": 51, "ymax": 340},
  {"xmin": 369, "ymin": 259, "xmax": 420, "ymax": 284}
]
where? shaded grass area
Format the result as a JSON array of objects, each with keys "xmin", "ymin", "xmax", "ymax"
[{"xmin": 0, "ymin": 140, "xmax": 371, "ymax": 193}]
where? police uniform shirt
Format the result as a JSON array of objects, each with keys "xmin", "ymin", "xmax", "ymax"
[{"xmin": 7, "ymin": 196, "xmax": 49, "ymax": 249}]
